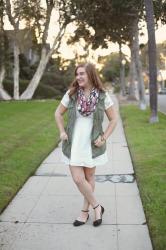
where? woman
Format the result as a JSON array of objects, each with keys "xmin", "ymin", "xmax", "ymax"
[{"xmin": 55, "ymin": 62, "xmax": 117, "ymax": 227}]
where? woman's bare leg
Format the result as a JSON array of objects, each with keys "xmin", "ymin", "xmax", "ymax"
[
  {"xmin": 83, "ymin": 166, "xmax": 103, "ymax": 221},
  {"xmin": 69, "ymin": 165, "xmax": 103, "ymax": 222},
  {"xmin": 69, "ymin": 165, "xmax": 98, "ymax": 207},
  {"xmin": 75, "ymin": 166, "xmax": 96, "ymax": 221},
  {"xmin": 82, "ymin": 167, "xmax": 96, "ymax": 210}
]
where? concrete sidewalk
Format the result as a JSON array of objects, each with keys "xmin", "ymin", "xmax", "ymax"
[{"xmin": 0, "ymin": 95, "xmax": 153, "ymax": 250}]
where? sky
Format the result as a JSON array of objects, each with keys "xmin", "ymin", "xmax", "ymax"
[
  {"xmin": 55, "ymin": 21, "xmax": 166, "ymax": 63},
  {"xmin": 47, "ymin": 15, "xmax": 166, "ymax": 61},
  {"xmin": 4, "ymin": 9, "xmax": 166, "ymax": 63}
]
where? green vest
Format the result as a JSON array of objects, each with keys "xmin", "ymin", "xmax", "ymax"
[{"xmin": 62, "ymin": 90, "xmax": 106, "ymax": 159}]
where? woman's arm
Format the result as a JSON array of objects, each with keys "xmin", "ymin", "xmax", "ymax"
[
  {"xmin": 55, "ymin": 103, "xmax": 68, "ymax": 141},
  {"xmin": 94, "ymin": 105, "xmax": 118, "ymax": 147},
  {"xmin": 102, "ymin": 105, "xmax": 118, "ymax": 140}
]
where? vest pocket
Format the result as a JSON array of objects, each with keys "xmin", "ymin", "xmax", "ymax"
[
  {"xmin": 91, "ymin": 138, "xmax": 106, "ymax": 158},
  {"xmin": 62, "ymin": 139, "xmax": 71, "ymax": 158}
]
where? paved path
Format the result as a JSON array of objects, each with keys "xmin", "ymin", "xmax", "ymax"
[{"xmin": 0, "ymin": 95, "xmax": 153, "ymax": 250}]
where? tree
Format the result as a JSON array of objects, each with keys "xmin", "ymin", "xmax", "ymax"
[
  {"xmin": 4, "ymin": 0, "xmax": 74, "ymax": 100},
  {"xmin": 144, "ymin": 0, "xmax": 159, "ymax": 123},
  {"xmin": 5, "ymin": 0, "xmax": 23, "ymax": 99},
  {"xmin": 119, "ymin": 43, "xmax": 126, "ymax": 96},
  {"xmin": 129, "ymin": 17, "xmax": 146, "ymax": 108},
  {"xmin": 20, "ymin": 0, "xmax": 65, "ymax": 100},
  {"xmin": 0, "ymin": 0, "xmax": 12, "ymax": 100},
  {"xmin": 69, "ymin": 0, "xmax": 147, "ymax": 108},
  {"xmin": 100, "ymin": 53, "xmax": 122, "ymax": 84}
]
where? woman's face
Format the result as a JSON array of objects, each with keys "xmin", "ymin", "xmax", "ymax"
[{"xmin": 76, "ymin": 67, "xmax": 90, "ymax": 88}]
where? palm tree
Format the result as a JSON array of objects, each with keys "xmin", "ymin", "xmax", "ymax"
[{"xmin": 144, "ymin": 0, "xmax": 159, "ymax": 123}]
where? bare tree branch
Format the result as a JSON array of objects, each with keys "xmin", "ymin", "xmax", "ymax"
[{"xmin": 42, "ymin": 0, "xmax": 54, "ymax": 45}]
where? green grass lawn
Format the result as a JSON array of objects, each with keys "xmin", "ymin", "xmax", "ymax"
[
  {"xmin": 0, "ymin": 99, "xmax": 63, "ymax": 214},
  {"xmin": 120, "ymin": 105, "xmax": 166, "ymax": 250}
]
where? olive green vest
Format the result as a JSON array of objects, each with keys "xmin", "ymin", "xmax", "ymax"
[{"xmin": 62, "ymin": 90, "xmax": 106, "ymax": 159}]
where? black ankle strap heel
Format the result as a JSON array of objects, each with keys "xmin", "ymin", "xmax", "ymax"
[
  {"xmin": 93, "ymin": 204, "xmax": 104, "ymax": 227},
  {"xmin": 93, "ymin": 204, "xmax": 99, "ymax": 210},
  {"xmin": 73, "ymin": 210, "xmax": 89, "ymax": 227}
]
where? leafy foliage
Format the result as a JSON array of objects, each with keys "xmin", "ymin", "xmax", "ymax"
[
  {"xmin": 100, "ymin": 53, "xmax": 121, "ymax": 82},
  {"xmin": 3, "ymin": 57, "xmax": 76, "ymax": 99},
  {"xmin": 68, "ymin": 0, "xmax": 145, "ymax": 49}
]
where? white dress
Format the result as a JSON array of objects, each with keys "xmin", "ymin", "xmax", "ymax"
[{"xmin": 61, "ymin": 90, "xmax": 114, "ymax": 168}]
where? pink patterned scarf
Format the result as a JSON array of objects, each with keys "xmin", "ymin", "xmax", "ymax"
[{"xmin": 77, "ymin": 87, "xmax": 99, "ymax": 116}]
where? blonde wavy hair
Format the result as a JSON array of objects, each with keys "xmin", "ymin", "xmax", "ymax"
[{"xmin": 68, "ymin": 62, "xmax": 105, "ymax": 97}]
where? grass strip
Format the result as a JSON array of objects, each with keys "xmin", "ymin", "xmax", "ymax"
[
  {"xmin": 120, "ymin": 105, "xmax": 166, "ymax": 250},
  {"xmin": 0, "ymin": 100, "xmax": 64, "ymax": 214}
]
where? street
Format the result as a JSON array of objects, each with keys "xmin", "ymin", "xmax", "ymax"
[{"xmin": 145, "ymin": 94, "xmax": 166, "ymax": 114}]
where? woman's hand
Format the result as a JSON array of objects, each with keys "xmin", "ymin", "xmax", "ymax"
[
  {"xmin": 60, "ymin": 131, "xmax": 68, "ymax": 141},
  {"xmin": 94, "ymin": 135, "xmax": 106, "ymax": 147}
]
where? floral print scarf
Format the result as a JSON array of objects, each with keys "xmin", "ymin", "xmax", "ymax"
[{"xmin": 77, "ymin": 87, "xmax": 99, "ymax": 116}]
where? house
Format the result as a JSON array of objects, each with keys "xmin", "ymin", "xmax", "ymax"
[{"xmin": 158, "ymin": 69, "xmax": 166, "ymax": 89}]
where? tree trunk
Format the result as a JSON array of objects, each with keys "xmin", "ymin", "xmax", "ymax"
[
  {"xmin": 20, "ymin": 26, "xmax": 65, "ymax": 100},
  {"xmin": 20, "ymin": 47, "xmax": 48, "ymax": 100},
  {"xmin": 0, "ymin": 65, "xmax": 12, "ymax": 100},
  {"xmin": 119, "ymin": 43, "xmax": 126, "ymax": 96},
  {"xmin": 0, "ymin": 4, "xmax": 11, "ymax": 100},
  {"xmin": 13, "ymin": 41, "xmax": 20, "ymax": 100},
  {"xmin": 0, "ymin": 65, "xmax": 5, "ymax": 87},
  {"xmin": 132, "ymin": 19, "xmax": 146, "ymax": 110},
  {"xmin": 144, "ymin": 0, "xmax": 158, "ymax": 123},
  {"xmin": 5, "ymin": 0, "xmax": 20, "ymax": 100},
  {"xmin": 128, "ymin": 43, "xmax": 138, "ymax": 100}
]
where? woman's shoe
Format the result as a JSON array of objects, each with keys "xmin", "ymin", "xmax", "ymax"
[
  {"xmin": 93, "ymin": 204, "xmax": 104, "ymax": 227},
  {"xmin": 73, "ymin": 210, "xmax": 89, "ymax": 226}
]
